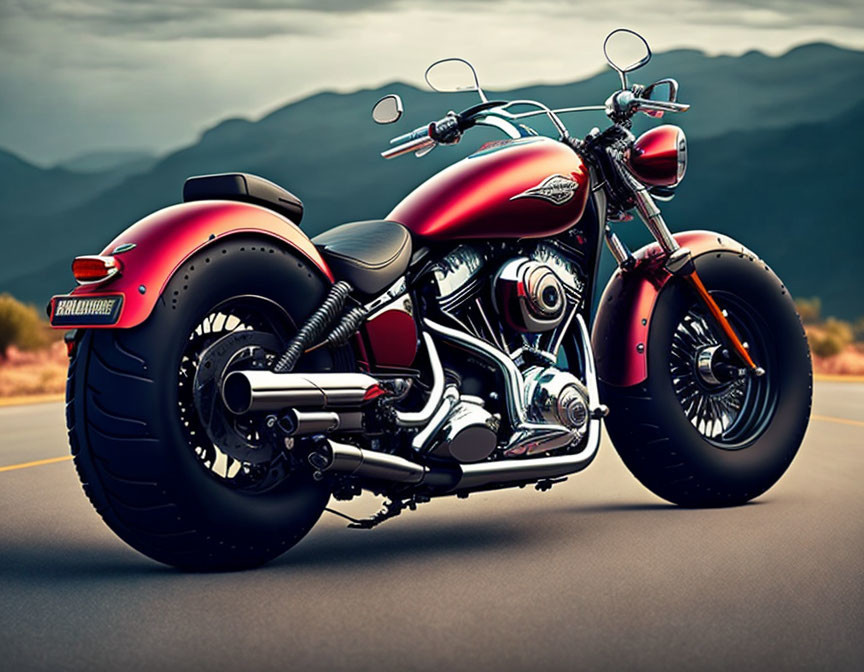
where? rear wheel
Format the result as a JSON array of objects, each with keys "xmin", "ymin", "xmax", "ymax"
[
  {"xmin": 68, "ymin": 237, "xmax": 349, "ymax": 570},
  {"xmin": 600, "ymin": 251, "xmax": 812, "ymax": 507}
]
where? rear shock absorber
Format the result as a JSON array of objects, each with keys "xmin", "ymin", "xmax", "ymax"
[{"xmin": 272, "ymin": 280, "xmax": 353, "ymax": 373}]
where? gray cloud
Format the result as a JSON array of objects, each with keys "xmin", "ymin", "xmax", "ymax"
[{"xmin": 1, "ymin": 0, "xmax": 863, "ymax": 164}]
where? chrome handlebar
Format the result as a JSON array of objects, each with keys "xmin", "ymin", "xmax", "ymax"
[
  {"xmin": 381, "ymin": 80, "xmax": 688, "ymax": 159},
  {"xmin": 381, "ymin": 135, "xmax": 437, "ymax": 159}
]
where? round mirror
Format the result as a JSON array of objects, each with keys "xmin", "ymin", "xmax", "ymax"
[
  {"xmin": 603, "ymin": 29, "xmax": 652, "ymax": 75},
  {"xmin": 425, "ymin": 58, "xmax": 484, "ymax": 99},
  {"xmin": 372, "ymin": 94, "xmax": 403, "ymax": 125}
]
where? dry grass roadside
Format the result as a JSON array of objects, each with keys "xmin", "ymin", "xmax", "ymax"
[{"xmin": 0, "ymin": 341, "xmax": 67, "ymax": 398}]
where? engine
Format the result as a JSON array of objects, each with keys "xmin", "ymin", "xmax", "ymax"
[
  {"xmin": 429, "ymin": 241, "xmax": 585, "ymax": 344},
  {"xmin": 421, "ymin": 242, "xmax": 591, "ymax": 461}
]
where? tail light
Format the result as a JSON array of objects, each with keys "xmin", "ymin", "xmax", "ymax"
[{"xmin": 72, "ymin": 255, "xmax": 120, "ymax": 285}]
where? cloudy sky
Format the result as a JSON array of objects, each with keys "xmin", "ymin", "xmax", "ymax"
[{"xmin": 1, "ymin": 0, "xmax": 862, "ymax": 165}]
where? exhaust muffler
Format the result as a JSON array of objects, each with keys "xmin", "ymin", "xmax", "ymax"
[{"xmin": 222, "ymin": 370, "xmax": 381, "ymax": 415}]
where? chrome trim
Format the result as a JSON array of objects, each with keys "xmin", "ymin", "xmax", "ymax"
[
  {"xmin": 323, "ymin": 440, "xmax": 429, "ymax": 484},
  {"xmin": 475, "ymin": 115, "xmax": 523, "ymax": 139},
  {"xmin": 362, "ymin": 276, "xmax": 408, "ymax": 316},
  {"xmin": 452, "ymin": 314, "xmax": 602, "ymax": 490},
  {"xmin": 322, "ymin": 315, "xmax": 602, "ymax": 491},
  {"xmin": 697, "ymin": 344, "xmax": 723, "ymax": 386},
  {"xmin": 411, "ymin": 386, "xmax": 459, "ymax": 452},
  {"xmin": 394, "ymin": 332, "xmax": 446, "ymax": 427},
  {"xmin": 280, "ymin": 410, "xmax": 363, "ymax": 436},
  {"xmin": 222, "ymin": 370, "xmax": 380, "ymax": 414},
  {"xmin": 423, "ymin": 317, "xmax": 578, "ymax": 457}
]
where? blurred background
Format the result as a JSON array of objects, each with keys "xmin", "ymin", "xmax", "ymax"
[{"xmin": 1, "ymin": 0, "xmax": 863, "ymax": 396}]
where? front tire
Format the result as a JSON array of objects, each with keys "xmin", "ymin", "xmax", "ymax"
[
  {"xmin": 600, "ymin": 250, "xmax": 812, "ymax": 507},
  {"xmin": 68, "ymin": 237, "xmax": 345, "ymax": 570}
]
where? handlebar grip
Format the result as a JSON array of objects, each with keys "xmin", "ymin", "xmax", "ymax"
[
  {"xmin": 381, "ymin": 136, "xmax": 437, "ymax": 159},
  {"xmin": 389, "ymin": 124, "xmax": 432, "ymax": 145},
  {"xmin": 637, "ymin": 98, "xmax": 690, "ymax": 113}
]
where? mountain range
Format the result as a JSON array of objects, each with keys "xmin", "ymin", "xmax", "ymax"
[{"xmin": 1, "ymin": 43, "xmax": 862, "ymax": 318}]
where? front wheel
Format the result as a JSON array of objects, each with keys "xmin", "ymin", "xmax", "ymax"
[
  {"xmin": 67, "ymin": 237, "xmax": 350, "ymax": 570},
  {"xmin": 600, "ymin": 251, "xmax": 812, "ymax": 507}
]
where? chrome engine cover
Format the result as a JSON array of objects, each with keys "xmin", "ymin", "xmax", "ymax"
[
  {"xmin": 493, "ymin": 258, "xmax": 566, "ymax": 332},
  {"xmin": 523, "ymin": 366, "xmax": 590, "ymax": 442},
  {"xmin": 430, "ymin": 398, "xmax": 501, "ymax": 463}
]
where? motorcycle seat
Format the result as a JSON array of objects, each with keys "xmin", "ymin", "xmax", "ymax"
[
  {"xmin": 183, "ymin": 172, "xmax": 304, "ymax": 224},
  {"xmin": 312, "ymin": 220, "xmax": 412, "ymax": 295}
]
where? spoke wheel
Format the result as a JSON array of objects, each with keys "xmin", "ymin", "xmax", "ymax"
[
  {"xmin": 178, "ymin": 295, "xmax": 296, "ymax": 493},
  {"xmin": 669, "ymin": 296, "xmax": 776, "ymax": 449}
]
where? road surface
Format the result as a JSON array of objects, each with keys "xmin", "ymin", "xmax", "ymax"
[{"xmin": 0, "ymin": 382, "xmax": 862, "ymax": 671}]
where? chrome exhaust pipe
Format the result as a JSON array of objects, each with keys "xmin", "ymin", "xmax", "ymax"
[
  {"xmin": 222, "ymin": 370, "xmax": 381, "ymax": 415},
  {"xmin": 319, "ymin": 314, "xmax": 603, "ymax": 492},
  {"xmin": 315, "ymin": 440, "xmax": 429, "ymax": 484},
  {"xmin": 279, "ymin": 410, "xmax": 364, "ymax": 436}
]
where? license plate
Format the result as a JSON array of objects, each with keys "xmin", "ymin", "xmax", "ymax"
[{"xmin": 51, "ymin": 295, "xmax": 123, "ymax": 326}]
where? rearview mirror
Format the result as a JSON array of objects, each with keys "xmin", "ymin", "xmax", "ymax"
[
  {"xmin": 425, "ymin": 58, "xmax": 487, "ymax": 102},
  {"xmin": 372, "ymin": 94, "xmax": 403, "ymax": 125},
  {"xmin": 603, "ymin": 29, "xmax": 652, "ymax": 88},
  {"xmin": 642, "ymin": 78, "xmax": 678, "ymax": 118}
]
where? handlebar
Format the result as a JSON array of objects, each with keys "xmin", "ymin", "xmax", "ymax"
[
  {"xmin": 382, "ymin": 113, "xmax": 466, "ymax": 159},
  {"xmin": 381, "ymin": 135, "xmax": 437, "ymax": 159},
  {"xmin": 390, "ymin": 124, "xmax": 432, "ymax": 146},
  {"xmin": 381, "ymin": 83, "xmax": 689, "ymax": 159}
]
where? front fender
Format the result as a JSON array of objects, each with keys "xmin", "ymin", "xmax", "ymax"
[
  {"xmin": 591, "ymin": 230, "xmax": 757, "ymax": 387},
  {"xmin": 49, "ymin": 200, "xmax": 332, "ymax": 329}
]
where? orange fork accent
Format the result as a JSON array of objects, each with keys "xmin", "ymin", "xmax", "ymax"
[{"xmin": 684, "ymin": 270, "xmax": 760, "ymax": 372}]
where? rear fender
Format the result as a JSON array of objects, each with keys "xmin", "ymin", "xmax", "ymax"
[
  {"xmin": 591, "ymin": 231, "xmax": 757, "ymax": 388},
  {"xmin": 49, "ymin": 200, "xmax": 333, "ymax": 329}
]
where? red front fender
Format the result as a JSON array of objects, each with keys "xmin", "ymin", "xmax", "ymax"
[
  {"xmin": 49, "ymin": 200, "xmax": 332, "ymax": 329},
  {"xmin": 591, "ymin": 231, "xmax": 758, "ymax": 388}
]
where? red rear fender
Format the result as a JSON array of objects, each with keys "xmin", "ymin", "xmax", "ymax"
[
  {"xmin": 49, "ymin": 200, "xmax": 332, "ymax": 329},
  {"xmin": 591, "ymin": 231, "xmax": 757, "ymax": 388}
]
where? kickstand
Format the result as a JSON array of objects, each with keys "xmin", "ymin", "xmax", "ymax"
[{"xmin": 346, "ymin": 498, "xmax": 406, "ymax": 529}]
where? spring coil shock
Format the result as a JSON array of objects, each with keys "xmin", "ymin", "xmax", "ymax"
[
  {"xmin": 272, "ymin": 280, "xmax": 352, "ymax": 373},
  {"xmin": 321, "ymin": 305, "xmax": 369, "ymax": 348}
]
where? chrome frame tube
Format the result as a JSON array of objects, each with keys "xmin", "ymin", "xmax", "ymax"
[{"xmin": 394, "ymin": 332, "xmax": 446, "ymax": 427}]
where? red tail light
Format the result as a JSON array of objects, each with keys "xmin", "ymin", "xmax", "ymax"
[{"xmin": 72, "ymin": 255, "xmax": 120, "ymax": 285}]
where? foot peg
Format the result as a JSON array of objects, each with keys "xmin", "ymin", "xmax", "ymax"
[{"xmin": 590, "ymin": 404, "xmax": 609, "ymax": 420}]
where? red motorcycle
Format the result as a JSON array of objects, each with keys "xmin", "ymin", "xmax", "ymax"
[{"xmin": 49, "ymin": 30, "xmax": 811, "ymax": 570}]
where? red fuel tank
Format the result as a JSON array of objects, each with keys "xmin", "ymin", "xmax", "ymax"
[{"xmin": 388, "ymin": 137, "xmax": 590, "ymax": 240}]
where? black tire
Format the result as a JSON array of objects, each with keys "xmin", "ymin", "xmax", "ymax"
[
  {"xmin": 600, "ymin": 250, "xmax": 812, "ymax": 507},
  {"xmin": 67, "ymin": 236, "xmax": 345, "ymax": 570}
]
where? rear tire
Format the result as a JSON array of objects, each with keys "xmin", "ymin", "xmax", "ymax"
[
  {"xmin": 600, "ymin": 251, "xmax": 812, "ymax": 507},
  {"xmin": 67, "ymin": 237, "xmax": 344, "ymax": 570}
]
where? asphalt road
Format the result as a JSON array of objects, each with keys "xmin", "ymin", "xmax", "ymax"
[{"xmin": 0, "ymin": 382, "xmax": 862, "ymax": 671}]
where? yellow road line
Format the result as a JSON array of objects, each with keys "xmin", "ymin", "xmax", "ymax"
[
  {"xmin": 811, "ymin": 414, "xmax": 864, "ymax": 428},
  {"xmin": 813, "ymin": 374, "xmax": 864, "ymax": 383},
  {"xmin": 0, "ymin": 455, "xmax": 73, "ymax": 473},
  {"xmin": 0, "ymin": 393, "xmax": 65, "ymax": 408}
]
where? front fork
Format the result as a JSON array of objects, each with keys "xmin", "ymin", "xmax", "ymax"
[{"xmin": 605, "ymin": 167, "xmax": 764, "ymax": 377}]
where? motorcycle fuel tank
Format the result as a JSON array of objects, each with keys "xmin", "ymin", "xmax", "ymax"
[{"xmin": 388, "ymin": 137, "xmax": 590, "ymax": 240}]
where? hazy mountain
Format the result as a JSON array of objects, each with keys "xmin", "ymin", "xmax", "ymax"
[
  {"xmin": 1, "ymin": 43, "xmax": 862, "ymax": 318},
  {"xmin": 59, "ymin": 150, "xmax": 157, "ymax": 176}
]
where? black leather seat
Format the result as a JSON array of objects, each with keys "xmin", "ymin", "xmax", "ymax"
[
  {"xmin": 183, "ymin": 173, "xmax": 304, "ymax": 224},
  {"xmin": 312, "ymin": 220, "xmax": 412, "ymax": 295}
]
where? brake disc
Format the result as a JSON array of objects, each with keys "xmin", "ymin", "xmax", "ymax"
[{"xmin": 192, "ymin": 330, "xmax": 281, "ymax": 464}]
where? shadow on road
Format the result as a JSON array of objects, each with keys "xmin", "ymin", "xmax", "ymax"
[
  {"xmin": 0, "ymin": 517, "xmax": 550, "ymax": 583},
  {"xmin": 274, "ymin": 517, "xmax": 544, "ymax": 571},
  {"xmin": 0, "ymin": 499, "xmax": 764, "ymax": 584}
]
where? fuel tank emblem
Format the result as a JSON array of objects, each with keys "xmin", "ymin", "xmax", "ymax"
[{"xmin": 510, "ymin": 174, "xmax": 580, "ymax": 206}]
